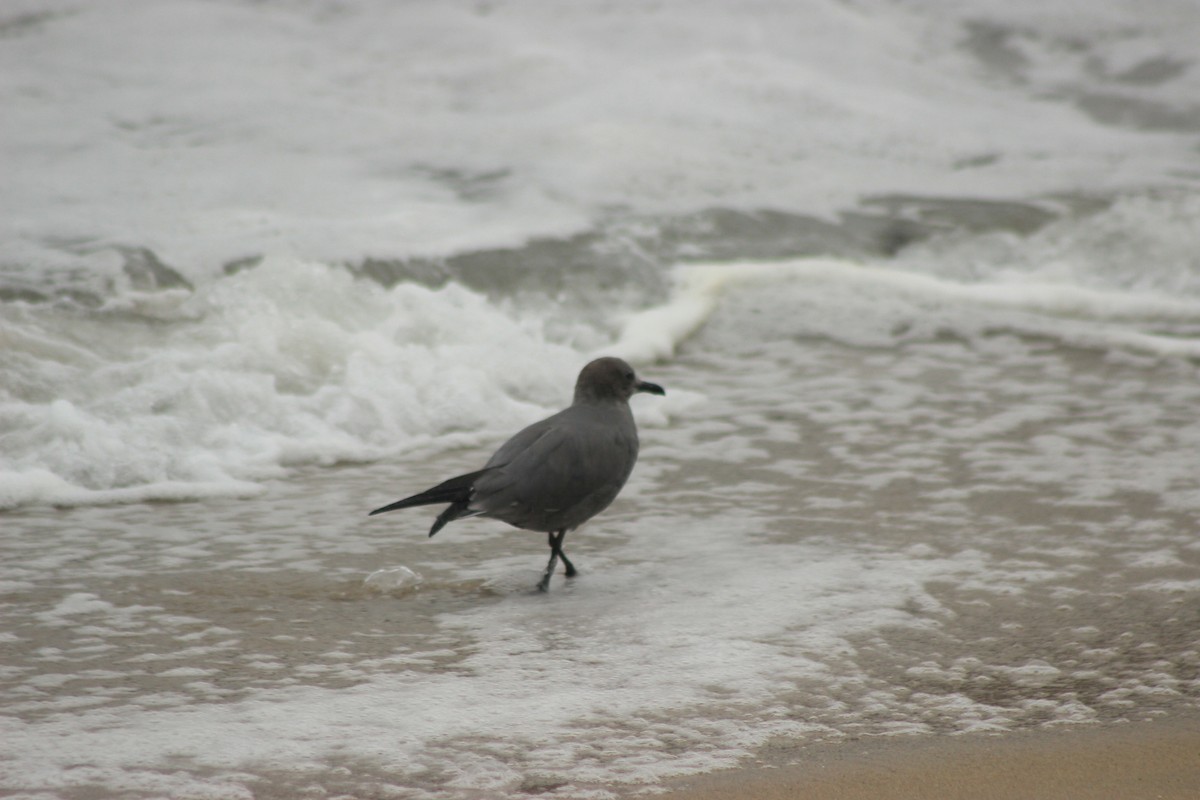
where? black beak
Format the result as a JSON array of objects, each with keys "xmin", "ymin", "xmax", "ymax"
[{"xmin": 635, "ymin": 380, "xmax": 666, "ymax": 396}]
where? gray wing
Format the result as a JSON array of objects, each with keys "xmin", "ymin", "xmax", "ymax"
[
  {"xmin": 480, "ymin": 411, "xmax": 565, "ymax": 473},
  {"xmin": 471, "ymin": 406, "xmax": 639, "ymax": 532}
]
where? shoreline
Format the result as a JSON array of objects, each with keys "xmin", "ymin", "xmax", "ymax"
[{"xmin": 653, "ymin": 713, "xmax": 1200, "ymax": 800}]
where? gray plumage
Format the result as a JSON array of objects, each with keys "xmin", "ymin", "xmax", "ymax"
[{"xmin": 369, "ymin": 356, "xmax": 665, "ymax": 591}]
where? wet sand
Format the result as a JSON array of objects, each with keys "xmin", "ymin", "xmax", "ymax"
[{"xmin": 656, "ymin": 713, "xmax": 1200, "ymax": 800}]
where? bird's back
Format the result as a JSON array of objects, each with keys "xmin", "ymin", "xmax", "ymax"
[{"xmin": 471, "ymin": 402, "xmax": 639, "ymax": 532}]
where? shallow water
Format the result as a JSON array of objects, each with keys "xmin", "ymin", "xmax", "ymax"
[
  {"xmin": 3, "ymin": 1, "xmax": 1200, "ymax": 797},
  {"xmin": 5, "ymin": 331, "xmax": 1199, "ymax": 798}
]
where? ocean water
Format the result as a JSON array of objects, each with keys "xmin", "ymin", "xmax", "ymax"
[{"xmin": 2, "ymin": 1, "xmax": 1199, "ymax": 798}]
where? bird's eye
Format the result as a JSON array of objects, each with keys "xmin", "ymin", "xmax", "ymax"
[{"xmin": 624, "ymin": 372, "xmax": 634, "ymax": 381}]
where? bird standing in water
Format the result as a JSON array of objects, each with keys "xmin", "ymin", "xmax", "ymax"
[{"xmin": 369, "ymin": 357, "xmax": 665, "ymax": 591}]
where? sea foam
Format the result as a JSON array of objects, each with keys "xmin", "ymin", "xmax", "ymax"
[
  {"xmin": 3, "ymin": 0, "xmax": 1197, "ymax": 281},
  {"xmin": 7, "ymin": 233, "xmax": 1199, "ymax": 511},
  {"xmin": 0, "ymin": 258, "xmax": 581, "ymax": 508},
  {"xmin": 0, "ymin": 255, "xmax": 699, "ymax": 510}
]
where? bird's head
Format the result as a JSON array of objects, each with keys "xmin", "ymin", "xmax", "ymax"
[{"xmin": 574, "ymin": 357, "xmax": 666, "ymax": 404}]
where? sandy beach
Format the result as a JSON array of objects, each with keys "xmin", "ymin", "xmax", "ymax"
[{"xmin": 658, "ymin": 713, "xmax": 1200, "ymax": 800}]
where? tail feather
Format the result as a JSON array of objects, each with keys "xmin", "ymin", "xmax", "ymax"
[
  {"xmin": 429, "ymin": 500, "xmax": 476, "ymax": 538},
  {"xmin": 367, "ymin": 468, "xmax": 493, "ymax": 517}
]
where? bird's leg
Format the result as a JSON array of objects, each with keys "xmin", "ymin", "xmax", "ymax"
[
  {"xmin": 551, "ymin": 529, "xmax": 577, "ymax": 578},
  {"xmin": 538, "ymin": 534, "xmax": 560, "ymax": 593}
]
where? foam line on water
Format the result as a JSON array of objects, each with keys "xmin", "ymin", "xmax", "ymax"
[{"xmin": 614, "ymin": 257, "xmax": 1200, "ymax": 361}]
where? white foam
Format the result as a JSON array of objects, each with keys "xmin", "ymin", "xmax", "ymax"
[
  {"xmin": 619, "ymin": 251, "xmax": 1200, "ymax": 362},
  {"xmin": 1, "ymin": 244, "xmax": 703, "ymax": 510},
  {"xmin": 0, "ymin": 256, "xmax": 601, "ymax": 509},
  {"xmin": 0, "ymin": 520, "xmax": 1003, "ymax": 797},
  {"xmin": 2, "ymin": 0, "xmax": 1197, "ymax": 277}
]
